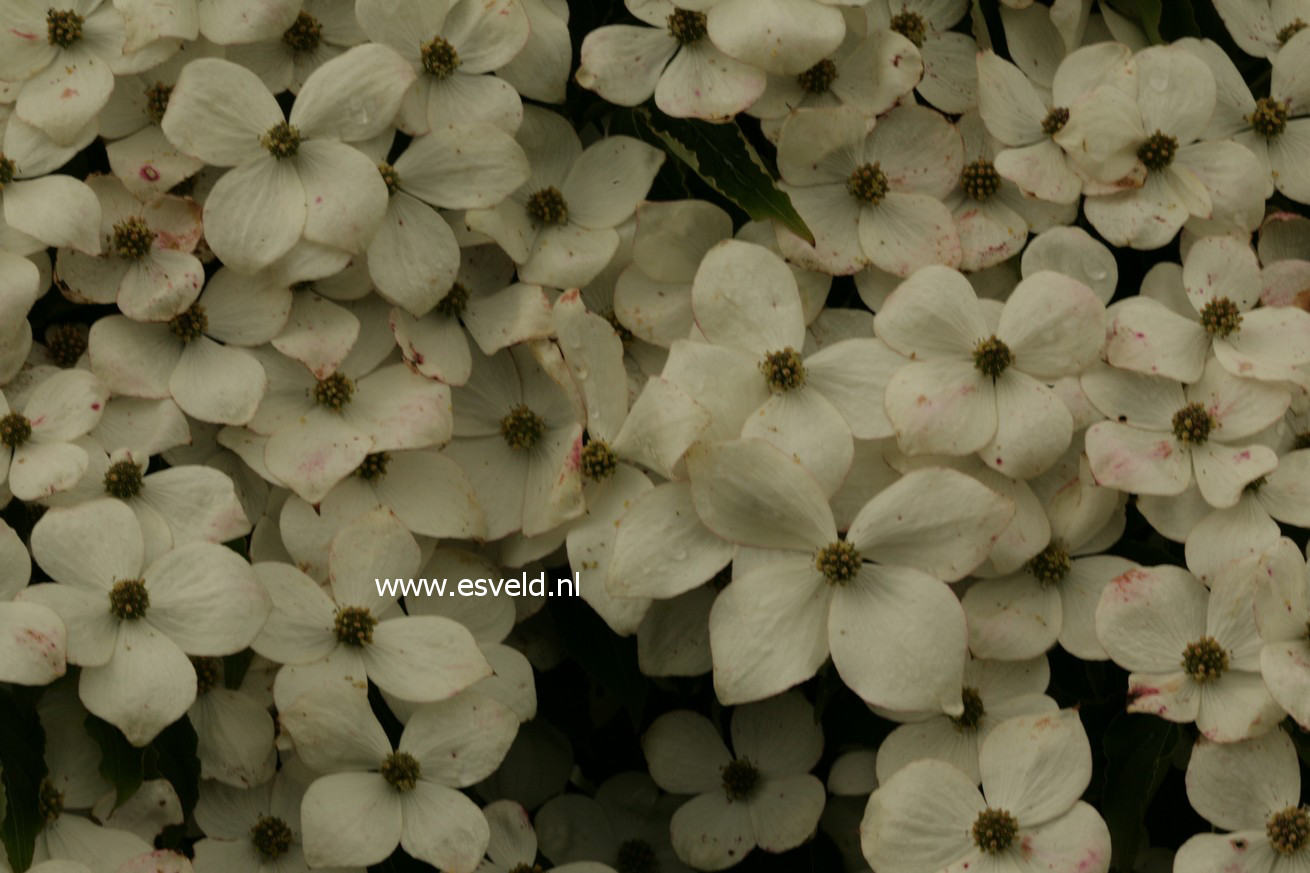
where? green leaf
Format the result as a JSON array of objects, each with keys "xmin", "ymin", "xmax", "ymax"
[
  {"xmin": 634, "ymin": 107, "xmax": 815, "ymax": 245},
  {"xmin": 0, "ymin": 688, "xmax": 47, "ymax": 873},
  {"xmin": 1108, "ymin": 0, "xmax": 1198, "ymax": 43},
  {"xmin": 1101, "ymin": 713, "xmax": 1182, "ymax": 872},
  {"xmin": 146, "ymin": 717, "xmax": 201, "ymax": 820},
  {"xmin": 552, "ymin": 601, "xmax": 647, "ymax": 730},
  {"xmin": 84, "ymin": 716, "xmax": 145, "ymax": 810}
]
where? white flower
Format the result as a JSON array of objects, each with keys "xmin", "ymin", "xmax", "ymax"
[
  {"xmin": 536, "ymin": 772, "xmax": 690, "ymax": 873},
  {"xmin": 1252, "ymin": 538, "xmax": 1310, "ymax": 730},
  {"xmin": 962, "ymin": 456, "xmax": 1134, "ymax": 661},
  {"xmin": 643, "ymin": 691, "xmax": 825, "ymax": 871},
  {"xmin": 1212, "ymin": 0, "xmax": 1310, "ymax": 58},
  {"xmin": 576, "ymin": 1, "xmax": 766, "ymax": 122},
  {"xmin": 391, "ymin": 245, "xmax": 554, "ymax": 387},
  {"xmin": 251, "ymin": 507, "xmax": 490, "ymax": 709},
  {"xmin": 113, "ymin": 0, "xmax": 301, "ymax": 47},
  {"xmin": 282, "ymin": 683, "xmax": 518, "ymax": 871},
  {"xmin": 17, "ymin": 499, "xmax": 270, "ymax": 745},
  {"xmin": 192, "ymin": 757, "xmax": 352, "ymax": 873},
  {"xmin": 465, "ymin": 107, "xmax": 665, "ymax": 289},
  {"xmin": 0, "ymin": 368, "xmax": 109, "ymax": 501},
  {"xmin": 160, "ymin": 46, "xmax": 415, "ymax": 273},
  {"xmin": 864, "ymin": 0, "xmax": 977, "ymax": 113},
  {"xmin": 878, "ymin": 265, "xmax": 1105, "ymax": 479},
  {"xmin": 1082, "ymin": 357, "xmax": 1288, "ymax": 508},
  {"xmin": 55, "ymin": 176, "xmax": 204, "ymax": 322},
  {"xmin": 658, "ymin": 240, "xmax": 898, "ymax": 493},
  {"xmin": 1176, "ymin": 729, "xmax": 1310, "ymax": 870},
  {"xmin": 748, "ymin": 8, "xmax": 924, "ymax": 137},
  {"xmin": 777, "ymin": 105, "xmax": 963, "ymax": 277},
  {"xmin": 693, "ymin": 438, "xmax": 1012, "ymax": 711},
  {"xmin": 1095, "ymin": 561, "xmax": 1284, "ymax": 742},
  {"xmin": 873, "ymin": 656, "xmax": 1058, "ymax": 785},
  {"xmin": 224, "ymin": 1, "xmax": 366, "ymax": 95},
  {"xmin": 441, "ymin": 341, "xmax": 586, "ymax": 540},
  {"xmin": 0, "ymin": 0, "xmax": 125, "ymax": 145},
  {"xmin": 861, "ymin": 710, "xmax": 1111, "ymax": 873},
  {"xmin": 354, "ymin": 0, "xmax": 529, "ymax": 135},
  {"xmin": 498, "ymin": 0, "xmax": 573, "ymax": 104},
  {"xmin": 1107, "ymin": 236, "xmax": 1310, "ymax": 384},
  {"xmin": 1057, "ymin": 44, "xmax": 1264, "ymax": 249},
  {"xmin": 186, "ymin": 656, "xmax": 277, "ymax": 789},
  {"xmin": 363, "ymin": 125, "xmax": 529, "ymax": 318},
  {"xmin": 0, "ymin": 141, "xmax": 103, "ymax": 255}
]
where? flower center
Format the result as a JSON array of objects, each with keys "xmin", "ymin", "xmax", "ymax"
[
  {"xmin": 760, "ymin": 347, "xmax": 806, "ymax": 392},
  {"xmin": 250, "ymin": 815, "xmax": 294, "ymax": 860},
  {"xmin": 0, "ymin": 412, "xmax": 32, "ymax": 448},
  {"xmin": 333, "ymin": 605, "xmax": 377, "ymax": 647},
  {"xmin": 1171, "ymin": 402, "xmax": 1216, "ymax": 445},
  {"xmin": 960, "ymin": 159, "xmax": 1002, "ymax": 201},
  {"xmin": 313, "ymin": 372, "xmax": 355, "ymax": 410},
  {"xmin": 109, "ymin": 578, "xmax": 150, "ymax": 621},
  {"xmin": 500, "ymin": 404, "xmax": 545, "ymax": 451},
  {"xmin": 46, "ymin": 8, "xmax": 83, "ymax": 47},
  {"xmin": 113, "ymin": 217, "xmax": 155, "ymax": 260},
  {"xmin": 192, "ymin": 655, "xmax": 223, "ymax": 695},
  {"xmin": 527, "ymin": 186, "xmax": 569, "ymax": 225},
  {"xmin": 1042, "ymin": 107, "xmax": 1070, "ymax": 136},
  {"xmin": 103, "ymin": 459, "xmax": 144, "ymax": 499},
  {"xmin": 46, "ymin": 324, "xmax": 86, "ymax": 367},
  {"xmin": 1280, "ymin": 19, "xmax": 1309, "ymax": 44},
  {"xmin": 615, "ymin": 838, "xmax": 657, "ymax": 873},
  {"xmin": 356, "ymin": 451, "xmax": 391, "ymax": 481},
  {"xmin": 667, "ymin": 8, "xmax": 708, "ymax": 44},
  {"xmin": 1199, "ymin": 297, "xmax": 1242, "ymax": 336},
  {"xmin": 1268, "ymin": 807, "xmax": 1310, "ymax": 855},
  {"xmin": 1181, "ymin": 635, "xmax": 1228, "ymax": 683},
  {"xmin": 1250, "ymin": 97, "xmax": 1289, "ymax": 138},
  {"xmin": 1025, "ymin": 541, "xmax": 1071, "ymax": 587},
  {"xmin": 951, "ymin": 687, "xmax": 986, "ymax": 731},
  {"xmin": 380, "ymin": 751, "xmax": 421, "ymax": 791},
  {"xmin": 169, "ymin": 304, "xmax": 208, "ymax": 343},
  {"xmin": 847, "ymin": 162, "xmax": 889, "ymax": 205},
  {"xmin": 436, "ymin": 282, "xmax": 470, "ymax": 317},
  {"xmin": 972, "ymin": 808, "xmax": 1019, "ymax": 854},
  {"xmin": 1245, "ymin": 475, "xmax": 1268, "ymax": 494},
  {"xmin": 261, "ymin": 121, "xmax": 301, "ymax": 159},
  {"xmin": 973, "ymin": 335, "xmax": 1013, "ymax": 379},
  {"xmin": 815, "ymin": 541, "xmax": 862, "ymax": 586},
  {"xmin": 889, "ymin": 10, "xmax": 926, "ymax": 46},
  {"xmin": 0, "ymin": 154, "xmax": 15, "ymax": 189},
  {"xmin": 38, "ymin": 780, "xmax": 64, "ymax": 824},
  {"xmin": 581, "ymin": 440, "xmax": 618, "ymax": 481},
  {"xmin": 144, "ymin": 82, "xmax": 173, "ymax": 126},
  {"xmin": 721, "ymin": 758, "xmax": 760, "ymax": 802},
  {"xmin": 1137, "ymin": 130, "xmax": 1178, "ymax": 172},
  {"xmin": 282, "ymin": 11, "xmax": 323, "ymax": 52},
  {"xmin": 797, "ymin": 59, "xmax": 838, "ymax": 94},
  {"xmin": 421, "ymin": 35, "xmax": 461, "ymax": 78},
  {"xmin": 378, "ymin": 162, "xmax": 401, "ymax": 196}
]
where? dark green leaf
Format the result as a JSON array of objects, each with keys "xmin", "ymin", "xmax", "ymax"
[
  {"xmin": 0, "ymin": 688, "xmax": 47, "ymax": 872},
  {"xmin": 553, "ymin": 600, "xmax": 647, "ymax": 730},
  {"xmin": 145, "ymin": 718, "xmax": 201, "ymax": 820},
  {"xmin": 84, "ymin": 716, "xmax": 145, "ymax": 810},
  {"xmin": 1108, "ymin": 0, "xmax": 1199, "ymax": 43},
  {"xmin": 634, "ymin": 107, "xmax": 815, "ymax": 244},
  {"xmin": 1101, "ymin": 713, "xmax": 1183, "ymax": 872}
]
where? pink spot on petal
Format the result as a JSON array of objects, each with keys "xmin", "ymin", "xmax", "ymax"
[{"xmin": 140, "ymin": 165, "xmax": 160, "ymax": 181}]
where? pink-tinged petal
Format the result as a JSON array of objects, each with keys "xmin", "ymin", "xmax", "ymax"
[
  {"xmin": 831, "ymin": 564, "xmax": 968, "ymax": 714},
  {"xmin": 0, "ymin": 602, "xmax": 67, "ymax": 685},
  {"xmin": 1196, "ymin": 670, "xmax": 1285, "ymax": 742},
  {"xmin": 1124, "ymin": 670, "xmax": 1201, "ymax": 723},
  {"xmin": 979, "ymin": 709, "xmax": 1092, "ymax": 826},
  {"xmin": 264, "ymin": 411, "xmax": 372, "ymax": 504},
  {"xmin": 1084, "ymin": 421, "xmax": 1190, "ymax": 496},
  {"xmin": 962, "ymin": 573, "xmax": 1061, "ymax": 661},
  {"xmin": 1095, "ymin": 564, "xmax": 1207, "ymax": 673},
  {"xmin": 884, "ymin": 359, "xmax": 996, "ymax": 458},
  {"xmin": 1084, "ymin": 172, "xmax": 1190, "ymax": 250},
  {"xmin": 860, "ymin": 193, "xmax": 963, "ymax": 277},
  {"xmin": 860, "ymin": 760, "xmax": 983, "ymax": 873},
  {"xmin": 1174, "ymin": 832, "xmax": 1279, "ymax": 873},
  {"xmin": 16, "ymin": 44, "xmax": 114, "ymax": 146},
  {"xmin": 1216, "ymin": 306, "xmax": 1310, "ymax": 382},
  {"xmin": 1183, "ymin": 234, "xmax": 1261, "ymax": 311},
  {"xmin": 1190, "ymin": 442, "xmax": 1278, "ymax": 510},
  {"xmin": 1262, "ymin": 640, "xmax": 1310, "ymax": 730},
  {"xmin": 1059, "ymin": 556, "xmax": 1136, "ymax": 661},
  {"xmin": 653, "ymin": 40, "xmax": 767, "ymax": 122},
  {"xmin": 106, "ymin": 126, "xmax": 206, "ymax": 201},
  {"xmin": 779, "ymin": 183, "xmax": 869, "ymax": 276},
  {"xmin": 168, "ymin": 339, "xmax": 267, "ymax": 426},
  {"xmin": 1105, "ymin": 298, "xmax": 1209, "ymax": 382},
  {"xmin": 391, "ymin": 309, "xmax": 471, "ymax": 386},
  {"xmin": 117, "ymin": 250, "xmax": 204, "ymax": 322},
  {"xmin": 1019, "ymin": 803, "xmax": 1111, "ymax": 873}
]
